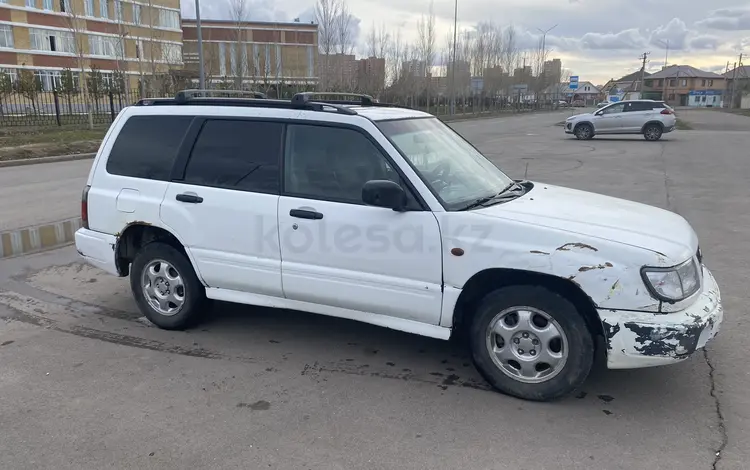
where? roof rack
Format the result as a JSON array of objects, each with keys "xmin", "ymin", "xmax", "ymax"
[
  {"xmin": 292, "ymin": 92, "xmax": 377, "ymax": 107},
  {"xmin": 175, "ymin": 89, "xmax": 267, "ymax": 102}
]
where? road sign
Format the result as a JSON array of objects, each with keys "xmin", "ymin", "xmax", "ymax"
[{"xmin": 569, "ymin": 75, "xmax": 579, "ymax": 90}]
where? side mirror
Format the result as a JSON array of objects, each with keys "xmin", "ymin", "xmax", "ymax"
[{"xmin": 362, "ymin": 180, "xmax": 407, "ymax": 211}]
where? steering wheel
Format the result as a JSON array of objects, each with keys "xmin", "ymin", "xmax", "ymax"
[{"xmin": 428, "ymin": 161, "xmax": 451, "ymax": 192}]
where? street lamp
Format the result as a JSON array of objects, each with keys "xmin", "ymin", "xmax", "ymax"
[
  {"xmin": 195, "ymin": 0, "xmax": 205, "ymax": 89},
  {"xmin": 536, "ymin": 24, "xmax": 557, "ymax": 79}
]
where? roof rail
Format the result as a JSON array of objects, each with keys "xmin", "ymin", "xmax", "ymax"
[
  {"xmin": 292, "ymin": 92, "xmax": 376, "ymax": 106},
  {"xmin": 175, "ymin": 89, "xmax": 267, "ymax": 102}
]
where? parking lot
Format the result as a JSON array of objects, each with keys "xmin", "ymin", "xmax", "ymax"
[{"xmin": 1, "ymin": 108, "xmax": 749, "ymax": 470}]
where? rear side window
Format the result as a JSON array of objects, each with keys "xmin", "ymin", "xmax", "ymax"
[
  {"xmin": 183, "ymin": 119, "xmax": 283, "ymax": 194},
  {"xmin": 106, "ymin": 115, "xmax": 193, "ymax": 180},
  {"xmin": 625, "ymin": 102, "xmax": 656, "ymax": 112}
]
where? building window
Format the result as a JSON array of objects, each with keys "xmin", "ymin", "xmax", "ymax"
[
  {"xmin": 644, "ymin": 80, "xmax": 652, "ymax": 87},
  {"xmin": 708, "ymin": 79, "xmax": 714, "ymax": 86},
  {"xmin": 0, "ymin": 25, "xmax": 13, "ymax": 48},
  {"xmin": 218, "ymin": 43, "xmax": 226, "ymax": 76},
  {"xmin": 133, "ymin": 3, "xmax": 141, "ymax": 25},
  {"xmin": 162, "ymin": 43, "xmax": 181, "ymax": 64},
  {"xmin": 275, "ymin": 44, "xmax": 282, "ymax": 77},
  {"xmin": 230, "ymin": 42, "xmax": 237, "ymax": 75},
  {"xmin": 0, "ymin": 68, "xmax": 18, "ymax": 84},
  {"xmin": 307, "ymin": 46, "xmax": 314, "ymax": 78},
  {"xmin": 158, "ymin": 9, "xmax": 179, "ymax": 29},
  {"xmin": 59, "ymin": 0, "xmax": 69, "ymax": 12},
  {"xmin": 42, "ymin": 0, "xmax": 53, "ymax": 10},
  {"xmin": 88, "ymin": 34, "xmax": 122, "ymax": 57},
  {"xmin": 252, "ymin": 44, "xmax": 260, "ymax": 75},
  {"xmin": 100, "ymin": 0, "xmax": 109, "ymax": 19},
  {"xmin": 34, "ymin": 70, "xmax": 62, "ymax": 91},
  {"xmin": 84, "ymin": 0, "xmax": 93, "ymax": 15},
  {"xmin": 113, "ymin": 0, "xmax": 122, "ymax": 21},
  {"xmin": 680, "ymin": 79, "xmax": 687, "ymax": 87},
  {"xmin": 26, "ymin": 0, "xmax": 36, "ymax": 8},
  {"xmin": 669, "ymin": 79, "xmax": 676, "ymax": 87},
  {"xmin": 29, "ymin": 28, "xmax": 75, "ymax": 53}
]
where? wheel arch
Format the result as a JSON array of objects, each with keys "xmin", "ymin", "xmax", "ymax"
[
  {"xmin": 574, "ymin": 121, "xmax": 595, "ymax": 133},
  {"xmin": 641, "ymin": 120, "xmax": 664, "ymax": 133},
  {"xmin": 114, "ymin": 223, "xmax": 190, "ymax": 277},
  {"xmin": 451, "ymin": 268, "xmax": 604, "ymax": 341}
]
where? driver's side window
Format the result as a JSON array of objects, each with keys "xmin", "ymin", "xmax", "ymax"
[
  {"xmin": 601, "ymin": 103, "xmax": 625, "ymax": 114},
  {"xmin": 284, "ymin": 124, "xmax": 419, "ymax": 208}
]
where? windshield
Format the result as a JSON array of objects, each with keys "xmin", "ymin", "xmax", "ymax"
[{"xmin": 377, "ymin": 118, "xmax": 514, "ymax": 210}]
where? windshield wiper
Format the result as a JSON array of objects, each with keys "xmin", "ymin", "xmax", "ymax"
[{"xmin": 457, "ymin": 181, "xmax": 528, "ymax": 211}]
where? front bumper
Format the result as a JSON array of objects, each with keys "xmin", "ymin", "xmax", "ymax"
[
  {"xmin": 564, "ymin": 122, "xmax": 574, "ymax": 134},
  {"xmin": 600, "ymin": 266, "xmax": 723, "ymax": 369}
]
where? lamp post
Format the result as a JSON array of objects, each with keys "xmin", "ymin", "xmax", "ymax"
[
  {"xmin": 536, "ymin": 24, "xmax": 557, "ymax": 90},
  {"xmin": 195, "ymin": 0, "xmax": 205, "ymax": 89}
]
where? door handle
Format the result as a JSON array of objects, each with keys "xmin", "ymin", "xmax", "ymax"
[
  {"xmin": 176, "ymin": 193, "xmax": 203, "ymax": 204},
  {"xmin": 290, "ymin": 209, "xmax": 323, "ymax": 220}
]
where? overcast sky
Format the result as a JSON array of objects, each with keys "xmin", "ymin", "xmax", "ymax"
[{"xmin": 182, "ymin": 0, "xmax": 750, "ymax": 84}]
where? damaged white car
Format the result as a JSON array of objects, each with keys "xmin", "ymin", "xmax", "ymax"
[{"xmin": 75, "ymin": 91, "xmax": 723, "ymax": 402}]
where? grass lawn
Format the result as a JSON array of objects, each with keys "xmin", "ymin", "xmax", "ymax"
[{"xmin": 0, "ymin": 125, "xmax": 107, "ymax": 161}]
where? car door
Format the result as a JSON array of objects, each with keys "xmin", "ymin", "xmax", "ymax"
[
  {"xmin": 160, "ymin": 117, "xmax": 284, "ymax": 297},
  {"xmin": 621, "ymin": 101, "xmax": 653, "ymax": 132},
  {"xmin": 277, "ymin": 122, "xmax": 444, "ymax": 326},
  {"xmin": 593, "ymin": 102, "xmax": 625, "ymax": 133}
]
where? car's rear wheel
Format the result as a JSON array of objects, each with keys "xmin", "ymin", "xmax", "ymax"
[
  {"xmin": 469, "ymin": 285, "xmax": 594, "ymax": 401},
  {"xmin": 130, "ymin": 242, "xmax": 208, "ymax": 330},
  {"xmin": 644, "ymin": 124, "xmax": 663, "ymax": 141},
  {"xmin": 574, "ymin": 124, "xmax": 593, "ymax": 140}
]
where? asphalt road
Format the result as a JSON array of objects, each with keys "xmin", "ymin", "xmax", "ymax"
[{"xmin": 1, "ymin": 109, "xmax": 749, "ymax": 470}]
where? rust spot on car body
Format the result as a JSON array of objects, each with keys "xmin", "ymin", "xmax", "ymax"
[
  {"xmin": 578, "ymin": 263, "xmax": 613, "ymax": 272},
  {"xmin": 556, "ymin": 242, "xmax": 598, "ymax": 252}
]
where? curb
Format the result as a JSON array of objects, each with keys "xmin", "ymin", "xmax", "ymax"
[
  {"xmin": 0, "ymin": 217, "xmax": 82, "ymax": 259},
  {"xmin": 0, "ymin": 153, "xmax": 96, "ymax": 169}
]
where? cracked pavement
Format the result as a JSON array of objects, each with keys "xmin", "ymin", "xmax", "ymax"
[{"xmin": 0, "ymin": 109, "xmax": 748, "ymax": 469}]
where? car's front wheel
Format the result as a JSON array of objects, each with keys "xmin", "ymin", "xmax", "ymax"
[
  {"xmin": 574, "ymin": 123, "xmax": 594, "ymax": 140},
  {"xmin": 470, "ymin": 285, "xmax": 594, "ymax": 401},
  {"xmin": 644, "ymin": 124, "xmax": 663, "ymax": 141},
  {"xmin": 130, "ymin": 242, "xmax": 208, "ymax": 330}
]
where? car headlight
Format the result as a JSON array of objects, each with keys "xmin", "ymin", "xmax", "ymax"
[{"xmin": 641, "ymin": 258, "xmax": 701, "ymax": 302}]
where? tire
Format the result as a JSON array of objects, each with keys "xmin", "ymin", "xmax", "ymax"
[
  {"xmin": 469, "ymin": 285, "xmax": 594, "ymax": 401},
  {"xmin": 574, "ymin": 124, "xmax": 593, "ymax": 140},
  {"xmin": 130, "ymin": 241, "xmax": 208, "ymax": 330},
  {"xmin": 643, "ymin": 124, "xmax": 663, "ymax": 141}
]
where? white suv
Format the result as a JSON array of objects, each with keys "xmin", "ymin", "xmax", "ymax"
[
  {"xmin": 565, "ymin": 99, "xmax": 677, "ymax": 141},
  {"xmin": 75, "ymin": 91, "xmax": 723, "ymax": 401}
]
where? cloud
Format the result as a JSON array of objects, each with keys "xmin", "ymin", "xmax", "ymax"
[
  {"xmin": 696, "ymin": 8, "xmax": 750, "ymax": 30},
  {"xmin": 580, "ymin": 29, "xmax": 646, "ymax": 50},
  {"xmin": 182, "ymin": 0, "xmax": 289, "ymax": 22},
  {"xmin": 648, "ymin": 18, "xmax": 689, "ymax": 49},
  {"xmin": 689, "ymin": 35, "xmax": 720, "ymax": 50}
]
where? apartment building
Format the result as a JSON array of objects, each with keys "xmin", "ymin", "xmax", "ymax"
[
  {"xmin": 317, "ymin": 52, "xmax": 353, "ymax": 90},
  {"xmin": 182, "ymin": 19, "xmax": 317, "ymax": 87},
  {"xmin": 0, "ymin": 0, "xmax": 182, "ymax": 90},
  {"xmin": 356, "ymin": 56, "xmax": 385, "ymax": 93},
  {"xmin": 643, "ymin": 65, "xmax": 726, "ymax": 107}
]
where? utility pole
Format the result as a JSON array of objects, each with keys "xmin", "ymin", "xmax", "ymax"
[
  {"xmin": 450, "ymin": 0, "xmax": 458, "ymax": 115},
  {"xmin": 195, "ymin": 0, "xmax": 206, "ymax": 90},
  {"xmin": 638, "ymin": 51, "xmax": 650, "ymax": 94},
  {"xmin": 728, "ymin": 53, "xmax": 742, "ymax": 109}
]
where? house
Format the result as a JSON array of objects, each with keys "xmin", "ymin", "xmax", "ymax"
[
  {"xmin": 546, "ymin": 81, "xmax": 602, "ymax": 105},
  {"xmin": 723, "ymin": 65, "xmax": 750, "ymax": 109},
  {"xmin": 601, "ymin": 70, "xmax": 651, "ymax": 99},
  {"xmin": 642, "ymin": 65, "xmax": 726, "ymax": 107}
]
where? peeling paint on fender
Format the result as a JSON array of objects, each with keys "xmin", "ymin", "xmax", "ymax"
[{"xmin": 556, "ymin": 242, "xmax": 598, "ymax": 252}]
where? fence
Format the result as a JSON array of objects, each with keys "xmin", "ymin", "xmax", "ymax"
[{"xmin": 0, "ymin": 87, "xmax": 572, "ymax": 128}]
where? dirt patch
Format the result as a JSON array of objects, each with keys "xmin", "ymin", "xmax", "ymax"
[{"xmin": 0, "ymin": 126, "xmax": 106, "ymax": 160}]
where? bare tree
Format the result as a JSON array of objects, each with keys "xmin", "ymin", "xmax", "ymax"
[
  {"xmin": 386, "ymin": 28, "xmax": 404, "ymax": 89},
  {"xmin": 62, "ymin": 0, "xmax": 93, "ymax": 129},
  {"xmin": 366, "ymin": 22, "xmax": 390, "ymax": 58},
  {"xmin": 230, "ymin": 0, "xmax": 249, "ymax": 88},
  {"xmin": 314, "ymin": 0, "xmax": 340, "ymax": 90},
  {"xmin": 417, "ymin": 1, "xmax": 435, "ymax": 111}
]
